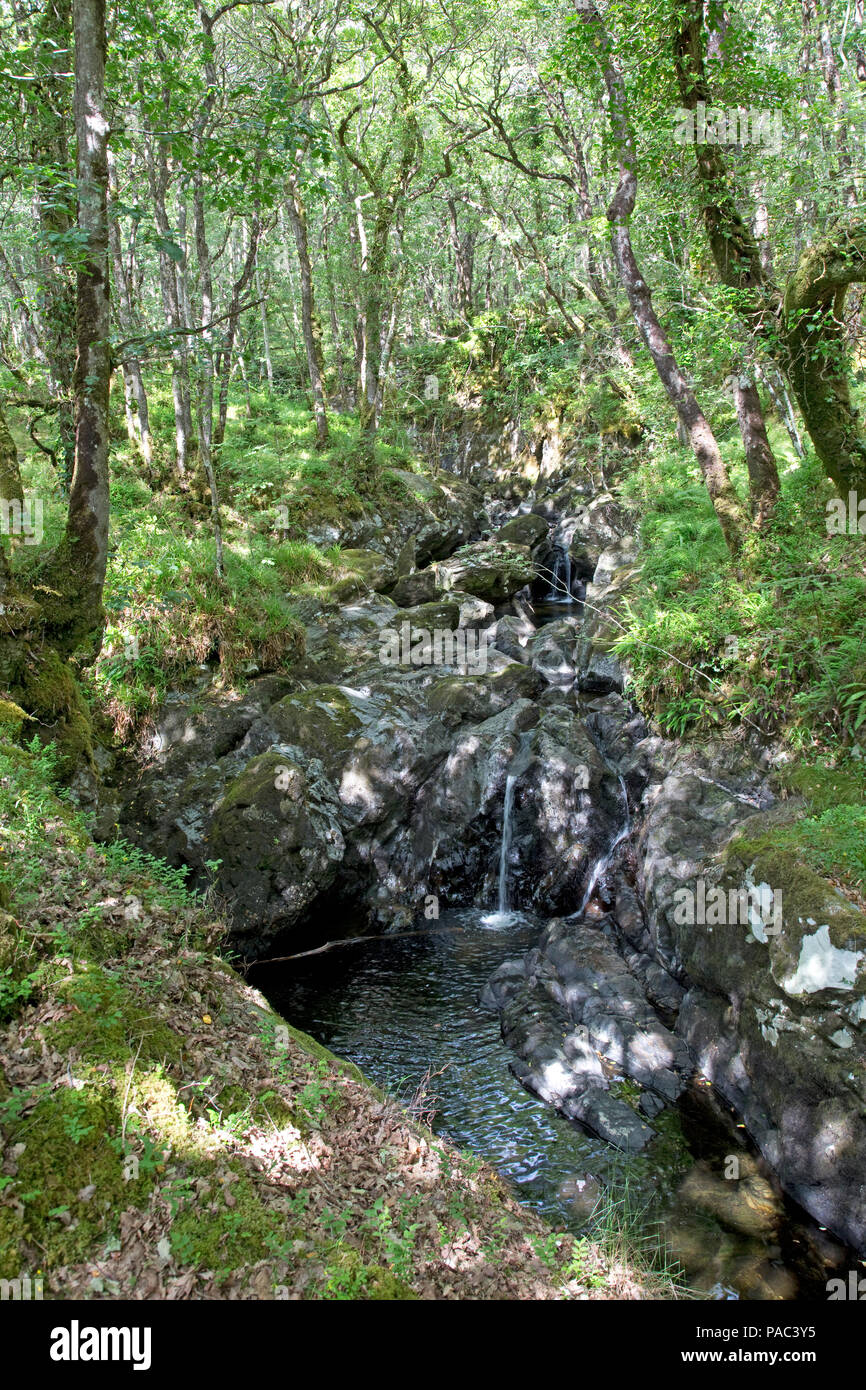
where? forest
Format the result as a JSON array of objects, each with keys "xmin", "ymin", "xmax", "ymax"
[{"xmin": 0, "ymin": 0, "xmax": 865, "ymax": 1324}]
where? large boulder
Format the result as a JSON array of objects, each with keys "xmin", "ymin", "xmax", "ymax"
[
  {"xmin": 209, "ymin": 751, "xmax": 346, "ymax": 955},
  {"xmin": 638, "ymin": 747, "xmax": 866, "ymax": 1252},
  {"xmin": 483, "ymin": 915, "xmax": 683, "ymax": 1152},
  {"xmin": 434, "ymin": 540, "xmax": 535, "ymax": 602},
  {"xmin": 494, "ymin": 513, "xmax": 549, "ymax": 550}
]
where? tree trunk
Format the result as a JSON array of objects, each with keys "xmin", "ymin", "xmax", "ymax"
[
  {"xmin": 108, "ymin": 157, "xmax": 153, "ymax": 467},
  {"xmin": 447, "ymin": 197, "xmax": 475, "ymax": 320},
  {"xmin": 0, "ymin": 401, "xmax": 24, "ymax": 508},
  {"xmin": 214, "ymin": 216, "xmax": 263, "ymax": 450},
  {"xmin": 754, "ymin": 362, "xmax": 806, "ymax": 459},
  {"xmin": 731, "ymin": 370, "xmax": 781, "ymax": 525},
  {"xmin": 193, "ymin": 171, "xmax": 225, "ymax": 579},
  {"xmin": 784, "ymin": 222, "xmax": 866, "ymax": 494},
  {"xmin": 589, "ymin": 6, "xmax": 747, "ymax": 556},
  {"xmin": 145, "ymin": 131, "xmax": 194, "ymax": 482},
  {"xmin": 286, "ymin": 174, "xmax": 330, "ymax": 445},
  {"xmin": 257, "ymin": 265, "xmax": 274, "ymax": 391},
  {"xmin": 44, "ymin": 0, "xmax": 111, "ymax": 650}
]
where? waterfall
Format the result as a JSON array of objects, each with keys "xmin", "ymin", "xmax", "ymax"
[
  {"xmin": 482, "ymin": 771, "xmax": 521, "ymax": 928},
  {"xmin": 570, "ymin": 775, "xmax": 631, "ymax": 920},
  {"xmin": 497, "ymin": 774, "xmax": 517, "ymax": 915},
  {"xmin": 546, "ymin": 546, "xmax": 572, "ymax": 602}
]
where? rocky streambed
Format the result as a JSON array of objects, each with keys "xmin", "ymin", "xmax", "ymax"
[{"xmin": 101, "ymin": 451, "xmax": 866, "ymax": 1297}]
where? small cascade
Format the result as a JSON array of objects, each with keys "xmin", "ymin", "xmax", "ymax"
[
  {"xmin": 571, "ymin": 774, "xmax": 631, "ymax": 919},
  {"xmin": 546, "ymin": 546, "xmax": 573, "ymax": 603},
  {"xmin": 496, "ymin": 774, "xmax": 517, "ymax": 916},
  {"xmin": 482, "ymin": 774, "xmax": 518, "ymax": 928},
  {"xmin": 483, "ymin": 738, "xmax": 533, "ymax": 927}
]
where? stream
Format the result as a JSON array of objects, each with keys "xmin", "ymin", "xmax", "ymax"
[
  {"xmin": 117, "ymin": 499, "xmax": 861, "ymax": 1300},
  {"xmin": 243, "ymin": 588, "xmax": 854, "ymax": 1300},
  {"xmin": 252, "ymin": 896, "xmax": 850, "ymax": 1301}
]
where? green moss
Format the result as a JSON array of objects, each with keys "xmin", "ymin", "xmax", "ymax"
[
  {"xmin": 50, "ymin": 967, "xmax": 184, "ymax": 1067},
  {"xmin": 168, "ymin": 1170, "xmax": 284, "ymax": 1279},
  {"xmin": 725, "ymin": 838, "xmax": 866, "ymax": 946},
  {"xmin": 12, "ymin": 647, "xmax": 94, "ymax": 774},
  {"xmin": 0, "ymin": 699, "xmax": 30, "ymax": 737},
  {"xmin": 0, "ymin": 1082, "xmax": 153, "ymax": 1275}
]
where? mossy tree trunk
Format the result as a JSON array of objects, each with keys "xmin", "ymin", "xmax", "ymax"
[
  {"xmin": 0, "ymin": 401, "xmax": 23, "ymax": 593},
  {"xmin": 674, "ymin": 1, "xmax": 866, "ymax": 501},
  {"xmin": 287, "ymin": 170, "xmax": 330, "ymax": 448},
  {"xmin": 41, "ymin": 0, "xmax": 111, "ymax": 654},
  {"xmin": 783, "ymin": 223, "xmax": 866, "ymax": 496},
  {"xmin": 673, "ymin": 0, "xmax": 782, "ymax": 526}
]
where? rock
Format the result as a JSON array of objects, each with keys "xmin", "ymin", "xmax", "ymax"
[
  {"xmin": 494, "ymin": 614, "xmax": 536, "ymax": 665},
  {"xmin": 558, "ymin": 1174, "xmax": 604, "ymax": 1218},
  {"xmin": 495, "ymin": 513, "xmax": 549, "ymax": 549},
  {"xmin": 638, "ymin": 740, "xmax": 866, "ymax": 1251},
  {"xmin": 530, "ymin": 619, "xmax": 579, "ymax": 686},
  {"xmin": 390, "ymin": 568, "xmax": 442, "ymax": 607},
  {"xmin": 434, "ymin": 540, "xmax": 535, "ymax": 602},
  {"xmin": 485, "ymin": 914, "xmax": 690, "ymax": 1150},
  {"xmin": 675, "ymin": 1158, "xmax": 782, "ymax": 1240},
  {"xmin": 396, "ymin": 600, "xmax": 462, "ymax": 632},
  {"xmin": 564, "ymin": 1090, "xmax": 655, "ymax": 1153},
  {"xmin": 330, "ymin": 548, "xmax": 397, "ymax": 600},
  {"xmin": 452, "ymin": 593, "xmax": 495, "ymax": 629},
  {"xmin": 209, "ymin": 751, "xmax": 346, "ymax": 955}
]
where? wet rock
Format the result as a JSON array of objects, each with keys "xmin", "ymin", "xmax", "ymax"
[
  {"xmin": 675, "ymin": 1158, "xmax": 782, "ymax": 1241},
  {"xmin": 558, "ymin": 1174, "xmax": 604, "ymax": 1219},
  {"xmin": 494, "ymin": 614, "xmax": 535, "ymax": 665},
  {"xmin": 530, "ymin": 619, "xmax": 579, "ymax": 687},
  {"xmin": 638, "ymin": 740, "xmax": 866, "ymax": 1251},
  {"xmin": 564, "ymin": 1090, "xmax": 654, "ymax": 1154},
  {"xmin": 484, "ymin": 915, "xmax": 691, "ymax": 1152}
]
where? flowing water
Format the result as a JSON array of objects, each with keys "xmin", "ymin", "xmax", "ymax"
[
  {"xmin": 249, "ymin": 581, "xmax": 852, "ymax": 1300},
  {"xmin": 252, "ymin": 895, "xmax": 850, "ymax": 1299}
]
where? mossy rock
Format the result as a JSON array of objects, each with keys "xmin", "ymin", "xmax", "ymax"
[
  {"xmin": 167, "ymin": 1169, "xmax": 287, "ymax": 1278},
  {"xmin": 331, "ymin": 548, "xmax": 397, "ymax": 598},
  {"xmin": 726, "ymin": 835, "xmax": 866, "ymax": 952},
  {"xmin": 267, "ymin": 686, "xmax": 366, "ymax": 772},
  {"xmin": 49, "ymin": 968, "xmax": 184, "ymax": 1067},
  {"xmin": 394, "ymin": 601, "xmax": 461, "ymax": 632},
  {"xmin": 494, "ymin": 514, "xmax": 549, "ymax": 549}
]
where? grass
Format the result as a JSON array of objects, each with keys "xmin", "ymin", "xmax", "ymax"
[{"xmin": 2, "ymin": 379, "xmax": 436, "ymax": 741}]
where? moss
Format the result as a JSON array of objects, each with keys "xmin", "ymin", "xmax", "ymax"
[
  {"xmin": 210, "ymin": 1083, "xmax": 294, "ymax": 1131},
  {"xmin": 317, "ymin": 1246, "xmax": 417, "ymax": 1300},
  {"xmin": 0, "ymin": 699, "xmax": 31, "ymax": 738},
  {"xmin": 725, "ymin": 838, "xmax": 866, "ymax": 947},
  {"xmin": 0, "ymin": 1082, "xmax": 153, "ymax": 1275},
  {"xmin": 49, "ymin": 967, "xmax": 184, "ymax": 1067},
  {"xmin": 12, "ymin": 647, "xmax": 94, "ymax": 775},
  {"xmin": 167, "ymin": 1170, "xmax": 285, "ymax": 1279}
]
